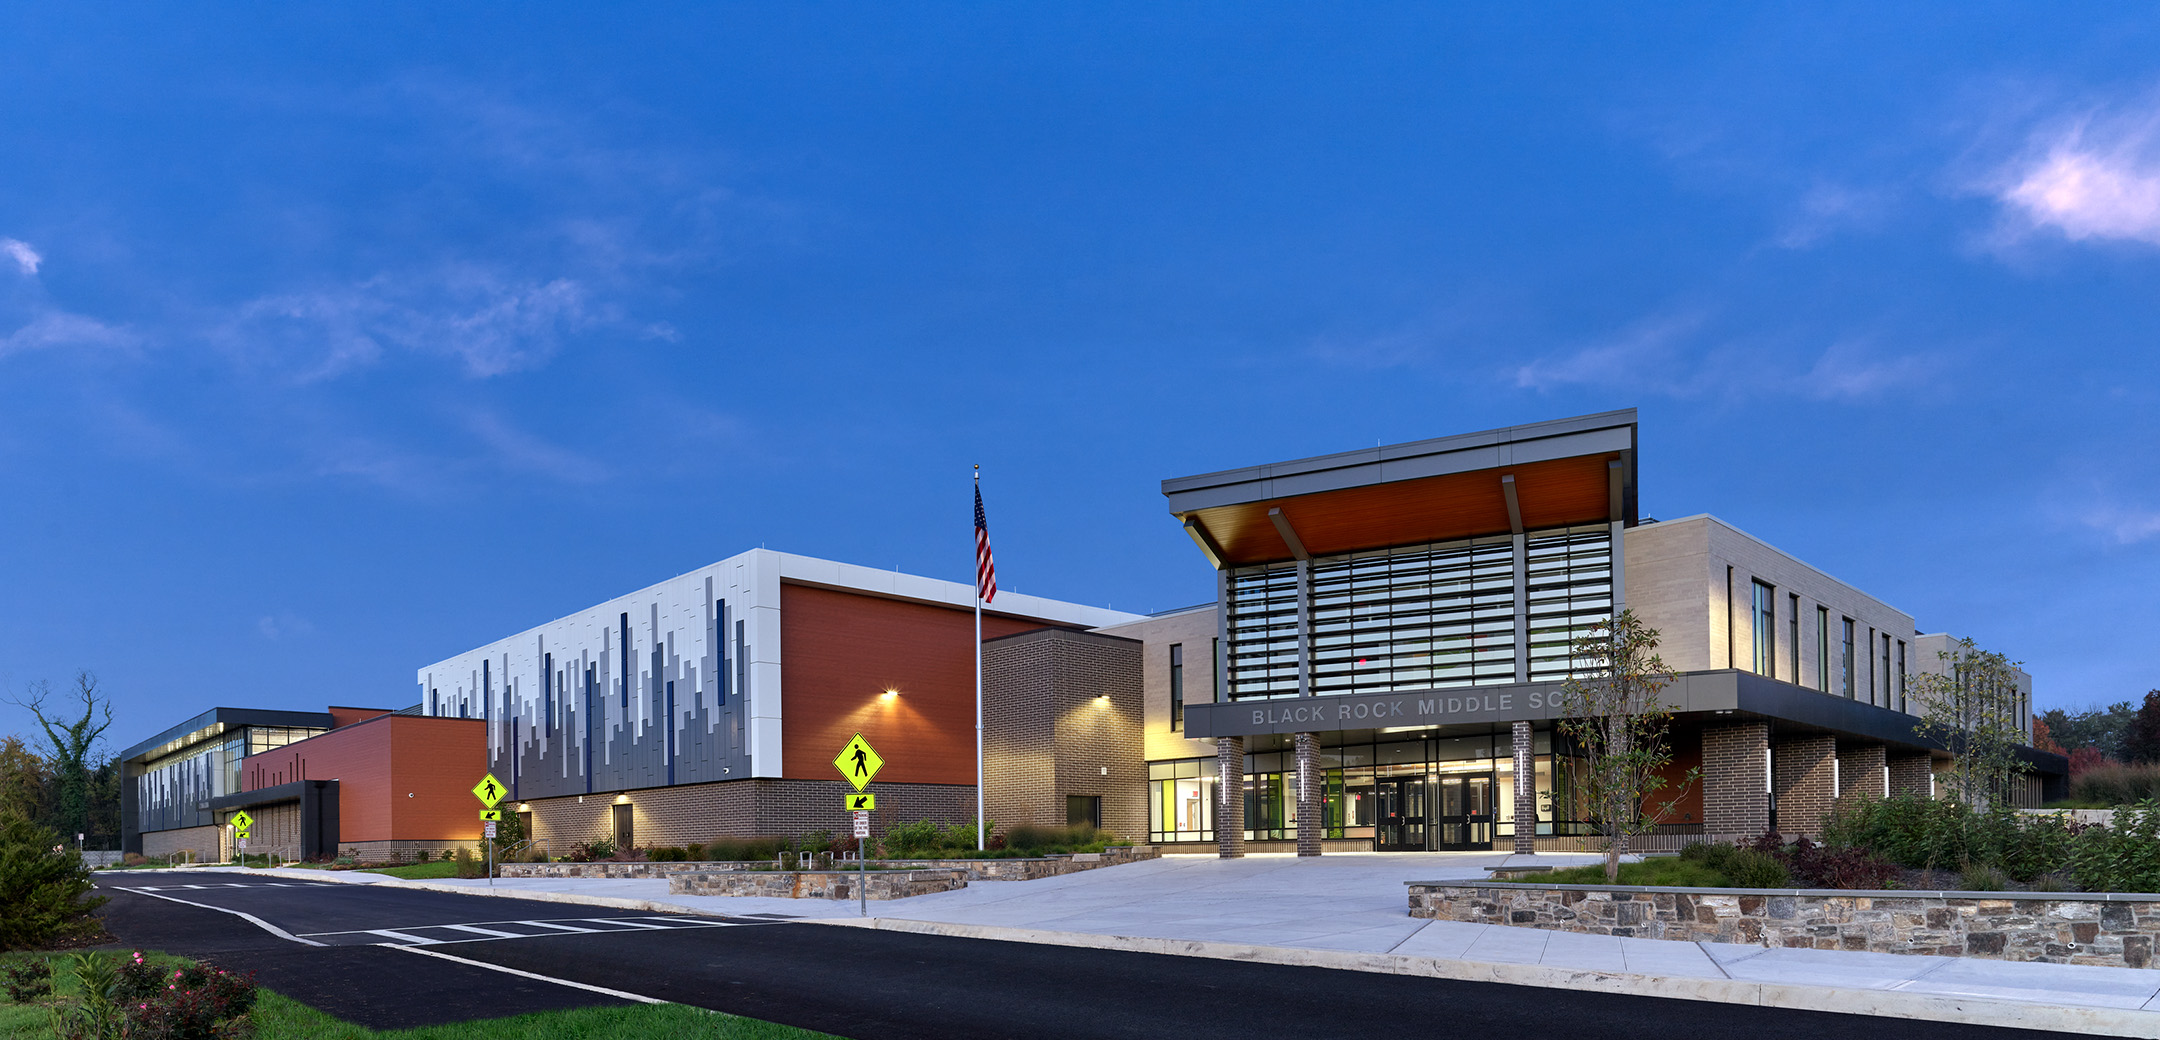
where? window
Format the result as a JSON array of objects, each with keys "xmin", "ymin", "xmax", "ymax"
[
  {"xmin": 1788, "ymin": 594, "xmax": 1799, "ymax": 684},
  {"xmin": 1066, "ymin": 795, "xmax": 1102, "ymax": 829},
  {"xmin": 1896, "ymin": 640, "xmax": 1907, "ymax": 713},
  {"xmin": 1816, "ymin": 607, "xmax": 1830, "ymax": 692},
  {"xmin": 1169, "ymin": 644, "xmax": 1184, "ymax": 730},
  {"xmin": 1881, "ymin": 634, "xmax": 1892, "ymax": 710},
  {"xmin": 1841, "ymin": 618, "xmax": 1856, "ymax": 699},
  {"xmin": 1751, "ymin": 580, "xmax": 1775, "ymax": 676}
]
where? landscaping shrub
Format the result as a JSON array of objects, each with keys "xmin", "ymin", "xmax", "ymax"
[
  {"xmin": 452, "ymin": 847, "xmax": 482, "ymax": 879},
  {"xmin": 1723, "ymin": 848, "xmax": 1791, "ymax": 888},
  {"xmin": 685, "ymin": 843, "xmax": 705, "ymax": 860},
  {"xmin": 647, "ymin": 846, "xmax": 688, "ymax": 862},
  {"xmin": 2, "ymin": 955, "xmax": 52, "ymax": 1003},
  {"xmin": 0, "ymin": 815, "xmax": 107, "ymax": 951},
  {"xmin": 2070, "ymin": 762, "xmax": 2160, "ymax": 806},
  {"xmin": 1678, "ymin": 841, "xmax": 1737, "ymax": 872},
  {"xmin": 2071, "ymin": 800, "xmax": 2160, "ymax": 893},
  {"xmin": 52, "ymin": 950, "xmax": 261, "ymax": 1040},
  {"xmin": 699, "ymin": 837, "xmax": 786, "ymax": 862},
  {"xmin": 1959, "ymin": 863, "xmax": 2012, "ymax": 892}
]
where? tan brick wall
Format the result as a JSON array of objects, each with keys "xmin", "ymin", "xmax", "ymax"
[
  {"xmin": 982, "ymin": 628, "xmax": 1146, "ymax": 840},
  {"xmin": 142, "ymin": 825, "xmax": 221, "ymax": 862},
  {"xmin": 510, "ymin": 777, "xmax": 976, "ymax": 851},
  {"xmin": 1887, "ymin": 751, "xmax": 1933, "ymax": 797},
  {"xmin": 1093, "ymin": 606, "xmax": 1220, "ymax": 764},
  {"xmin": 1774, "ymin": 733, "xmax": 1837, "ymax": 837}
]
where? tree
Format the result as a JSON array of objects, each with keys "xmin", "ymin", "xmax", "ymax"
[
  {"xmin": 2030, "ymin": 715, "xmax": 2068, "ymax": 756},
  {"xmin": 2119, "ymin": 691, "xmax": 2160, "ymax": 765},
  {"xmin": 1909, "ymin": 638, "xmax": 2027, "ymax": 809},
  {"xmin": 9, "ymin": 673, "xmax": 114, "ymax": 846},
  {"xmin": 2040, "ymin": 701, "xmax": 2136, "ymax": 759},
  {"xmin": 1555, "ymin": 609, "xmax": 1692, "ymax": 884}
]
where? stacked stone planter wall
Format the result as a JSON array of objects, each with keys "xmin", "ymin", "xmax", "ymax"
[
  {"xmin": 1407, "ymin": 881, "xmax": 2160, "ymax": 969},
  {"xmin": 672, "ymin": 868, "xmax": 971, "ymax": 901},
  {"xmin": 498, "ymin": 845, "xmax": 1157, "ymax": 887}
]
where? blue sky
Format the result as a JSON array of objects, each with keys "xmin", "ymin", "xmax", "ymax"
[{"xmin": 4, "ymin": 5, "xmax": 2157, "ymax": 752}]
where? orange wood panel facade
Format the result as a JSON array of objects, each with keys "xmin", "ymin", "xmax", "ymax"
[
  {"xmin": 1190, "ymin": 453, "xmax": 1618, "ymax": 565},
  {"xmin": 780, "ymin": 583, "xmax": 1051, "ymax": 784},
  {"xmin": 241, "ymin": 716, "xmax": 485, "ymax": 842}
]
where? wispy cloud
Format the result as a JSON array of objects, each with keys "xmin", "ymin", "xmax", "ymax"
[
  {"xmin": 1984, "ymin": 92, "xmax": 2160, "ymax": 249},
  {"xmin": 256, "ymin": 613, "xmax": 316, "ymax": 640},
  {"xmin": 222, "ymin": 272, "xmax": 601, "ymax": 381},
  {"xmin": 0, "ymin": 238, "xmax": 39, "ymax": 276},
  {"xmin": 0, "ymin": 312, "xmax": 135, "ymax": 358},
  {"xmin": 465, "ymin": 411, "xmax": 610, "ymax": 484},
  {"xmin": 1774, "ymin": 183, "xmax": 1895, "ymax": 250},
  {"xmin": 1510, "ymin": 312, "xmax": 1934, "ymax": 402},
  {"xmin": 2076, "ymin": 502, "xmax": 2160, "ymax": 545}
]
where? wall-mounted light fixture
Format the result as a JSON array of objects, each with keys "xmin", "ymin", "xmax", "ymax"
[{"xmin": 881, "ymin": 689, "xmax": 900, "ymax": 700}]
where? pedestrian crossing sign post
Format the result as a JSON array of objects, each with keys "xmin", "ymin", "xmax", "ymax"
[
  {"xmin": 472, "ymin": 773, "xmax": 508, "ymax": 886},
  {"xmin": 229, "ymin": 810, "xmax": 253, "ymax": 836},
  {"xmin": 480, "ymin": 809, "xmax": 502, "ymax": 822},
  {"xmin": 845, "ymin": 792, "xmax": 876, "ymax": 812},
  {"xmin": 833, "ymin": 734, "xmax": 882, "ymax": 791},
  {"xmin": 472, "ymin": 774, "xmax": 507, "ymax": 808}
]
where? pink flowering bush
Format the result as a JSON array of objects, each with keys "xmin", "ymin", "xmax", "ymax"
[{"xmin": 58, "ymin": 950, "xmax": 257, "ymax": 1040}]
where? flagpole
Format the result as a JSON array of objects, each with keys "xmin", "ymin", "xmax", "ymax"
[{"xmin": 974, "ymin": 465, "xmax": 986, "ymax": 851}]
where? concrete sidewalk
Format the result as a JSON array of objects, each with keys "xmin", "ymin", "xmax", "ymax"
[{"xmin": 199, "ymin": 854, "xmax": 2160, "ymax": 1037}]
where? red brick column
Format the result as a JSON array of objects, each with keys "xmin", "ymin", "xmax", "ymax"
[
  {"xmin": 1294, "ymin": 732, "xmax": 1321, "ymax": 857},
  {"xmin": 1836, "ymin": 743, "xmax": 1888, "ymax": 805},
  {"xmin": 1216, "ymin": 736, "xmax": 1246, "ymax": 858},
  {"xmin": 1702, "ymin": 722, "xmax": 1769, "ymax": 842},
  {"xmin": 1511, "ymin": 722, "xmax": 1537, "ymax": 855},
  {"xmin": 1887, "ymin": 751, "xmax": 1933, "ymax": 798},
  {"xmin": 1773, "ymin": 734, "xmax": 1838, "ymax": 837}
]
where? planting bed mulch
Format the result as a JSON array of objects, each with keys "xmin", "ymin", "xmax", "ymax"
[{"xmin": 1894, "ymin": 867, "xmax": 2082, "ymax": 893}]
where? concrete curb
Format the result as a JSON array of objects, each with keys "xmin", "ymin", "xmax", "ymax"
[
  {"xmin": 203, "ymin": 867, "xmax": 730, "ymax": 917},
  {"xmin": 813, "ymin": 917, "xmax": 2160, "ymax": 1039}
]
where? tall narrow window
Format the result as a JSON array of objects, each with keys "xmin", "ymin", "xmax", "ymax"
[
  {"xmin": 1840, "ymin": 618, "xmax": 1856, "ymax": 699},
  {"xmin": 1169, "ymin": 644, "xmax": 1185, "ymax": 730},
  {"xmin": 1896, "ymin": 640, "xmax": 1907, "ymax": 713},
  {"xmin": 1816, "ymin": 607, "xmax": 1830, "ymax": 692},
  {"xmin": 543, "ymin": 653, "xmax": 554, "ymax": 734},
  {"xmin": 1211, "ymin": 637, "xmax": 1222, "ymax": 700},
  {"xmin": 1788, "ymin": 594, "xmax": 1800, "ymax": 684},
  {"xmin": 1881, "ymin": 634, "xmax": 1892, "ymax": 710},
  {"xmin": 1867, "ymin": 627, "xmax": 1878, "ymax": 705},
  {"xmin": 1751, "ymin": 580, "xmax": 1775, "ymax": 676}
]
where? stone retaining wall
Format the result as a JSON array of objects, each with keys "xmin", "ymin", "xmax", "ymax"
[
  {"xmin": 1408, "ymin": 881, "xmax": 2160, "ymax": 969},
  {"xmin": 671, "ymin": 868, "xmax": 971, "ymax": 901}
]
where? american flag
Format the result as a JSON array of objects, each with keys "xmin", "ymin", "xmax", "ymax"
[{"xmin": 974, "ymin": 484, "xmax": 997, "ymax": 603}]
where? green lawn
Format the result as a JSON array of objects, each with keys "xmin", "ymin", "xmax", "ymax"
[
  {"xmin": 2, "ymin": 951, "xmax": 841, "ymax": 1040},
  {"xmin": 1538, "ymin": 858, "xmax": 1733, "ymax": 887}
]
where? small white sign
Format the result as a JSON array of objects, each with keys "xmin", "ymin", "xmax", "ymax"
[
  {"xmin": 238, "ymin": 838, "xmax": 248, "ymax": 849},
  {"xmin": 483, "ymin": 821, "xmax": 498, "ymax": 838},
  {"xmin": 852, "ymin": 812, "xmax": 870, "ymax": 839}
]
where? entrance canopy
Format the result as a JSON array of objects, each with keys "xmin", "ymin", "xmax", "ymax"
[{"xmin": 1163, "ymin": 410, "xmax": 1638, "ymax": 567}]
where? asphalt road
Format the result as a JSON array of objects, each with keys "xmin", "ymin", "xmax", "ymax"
[{"xmin": 95, "ymin": 874, "xmax": 2088, "ymax": 1040}]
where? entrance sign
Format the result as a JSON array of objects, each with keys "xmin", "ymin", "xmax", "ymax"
[
  {"xmin": 852, "ymin": 812, "xmax": 870, "ymax": 839},
  {"xmin": 832, "ymin": 734, "xmax": 883, "ymax": 791},
  {"xmin": 846, "ymin": 793, "xmax": 876, "ymax": 812},
  {"xmin": 480, "ymin": 809, "xmax": 502, "ymax": 822},
  {"xmin": 229, "ymin": 810, "xmax": 254, "ymax": 837},
  {"xmin": 472, "ymin": 774, "xmax": 507, "ymax": 808}
]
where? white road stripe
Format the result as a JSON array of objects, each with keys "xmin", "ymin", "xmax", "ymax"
[
  {"xmin": 115, "ymin": 888, "xmax": 325, "ymax": 947},
  {"xmin": 579, "ymin": 918, "xmax": 668, "ymax": 929},
  {"xmin": 438, "ymin": 924, "xmax": 525, "ymax": 938},
  {"xmin": 390, "ymin": 945, "xmax": 664, "ymax": 1004},
  {"xmin": 516, "ymin": 921, "xmax": 599, "ymax": 934},
  {"xmin": 367, "ymin": 929, "xmax": 445, "ymax": 945}
]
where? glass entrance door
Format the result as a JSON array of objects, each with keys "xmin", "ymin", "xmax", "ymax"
[
  {"xmin": 1375, "ymin": 779, "xmax": 1426, "ymax": 851},
  {"xmin": 1435, "ymin": 774, "xmax": 1494, "ymax": 850}
]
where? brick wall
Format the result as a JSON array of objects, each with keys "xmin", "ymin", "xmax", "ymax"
[
  {"xmin": 1888, "ymin": 751, "xmax": 1933, "ymax": 797},
  {"xmin": 1837, "ymin": 743, "xmax": 1888, "ymax": 805},
  {"xmin": 141, "ymin": 825, "xmax": 220, "ymax": 862},
  {"xmin": 1774, "ymin": 733, "xmax": 1837, "ymax": 836},
  {"xmin": 1216, "ymin": 736, "xmax": 1245, "ymax": 857},
  {"xmin": 982, "ymin": 628, "xmax": 1146, "ymax": 840},
  {"xmin": 513, "ymin": 777, "xmax": 976, "ymax": 851},
  {"xmin": 1701, "ymin": 722, "xmax": 1768, "ymax": 839}
]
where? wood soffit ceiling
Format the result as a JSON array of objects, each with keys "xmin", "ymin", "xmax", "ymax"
[{"xmin": 1181, "ymin": 453, "xmax": 1621, "ymax": 566}]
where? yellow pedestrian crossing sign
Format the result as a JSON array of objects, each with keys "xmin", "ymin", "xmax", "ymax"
[
  {"xmin": 845, "ymin": 792, "xmax": 876, "ymax": 812},
  {"xmin": 480, "ymin": 809, "xmax": 502, "ymax": 822},
  {"xmin": 833, "ymin": 733, "xmax": 882, "ymax": 792},
  {"xmin": 229, "ymin": 810, "xmax": 253, "ymax": 835},
  {"xmin": 473, "ymin": 774, "xmax": 507, "ymax": 808}
]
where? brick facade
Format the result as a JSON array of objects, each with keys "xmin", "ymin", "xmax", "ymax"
[
  {"xmin": 1888, "ymin": 751, "xmax": 1933, "ymax": 797},
  {"xmin": 981, "ymin": 628, "xmax": 1146, "ymax": 840},
  {"xmin": 1512, "ymin": 722, "xmax": 1536, "ymax": 854},
  {"xmin": 141, "ymin": 825, "xmax": 220, "ymax": 862},
  {"xmin": 1216, "ymin": 736, "xmax": 1245, "ymax": 858},
  {"xmin": 1836, "ymin": 742, "xmax": 1888, "ymax": 805},
  {"xmin": 1701, "ymin": 722, "xmax": 1769, "ymax": 839},
  {"xmin": 1773, "ymin": 733, "xmax": 1837, "ymax": 837},
  {"xmin": 1293, "ymin": 732, "xmax": 1320, "ymax": 857},
  {"xmin": 514, "ymin": 777, "xmax": 975, "ymax": 851}
]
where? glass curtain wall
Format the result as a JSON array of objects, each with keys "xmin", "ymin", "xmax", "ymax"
[{"xmin": 135, "ymin": 725, "xmax": 323, "ymax": 835}]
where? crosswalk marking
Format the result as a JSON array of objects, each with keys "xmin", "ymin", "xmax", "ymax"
[
  {"xmin": 578, "ymin": 917, "xmax": 668, "ymax": 929},
  {"xmin": 517, "ymin": 921, "xmax": 599, "ymax": 934},
  {"xmin": 366, "ymin": 929, "xmax": 444, "ymax": 946},
  {"xmin": 438, "ymin": 924, "xmax": 525, "ymax": 938}
]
